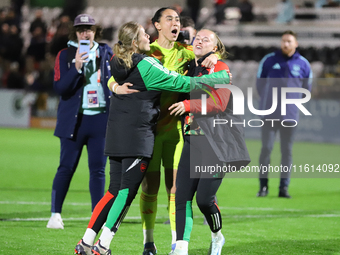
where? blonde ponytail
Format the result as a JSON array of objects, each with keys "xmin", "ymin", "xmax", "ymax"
[
  {"xmin": 113, "ymin": 21, "xmax": 140, "ymax": 69},
  {"xmin": 215, "ymin": 35, "xmax": 229, "ymax": 60}
]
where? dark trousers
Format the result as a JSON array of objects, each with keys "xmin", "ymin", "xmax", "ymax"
[
  {"xmin": 87, "ymin": 157, "xmax": 149, "ymax": 233},
  {"xmin": 176, "ymin": 135, "xmax": 223, "ymax": 242},
  {"xmin": 51, "ymin": 113, "xmax": 107, "ymax": 213},
  {"xmin": 259, "ymin": 120, "xmax": 297, "ymax": 189}
]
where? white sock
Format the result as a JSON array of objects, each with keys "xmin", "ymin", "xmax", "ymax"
[
  {"xmin": 51, "ymin": 212, "xmax": 60, "ymax": 217},
  {"xmin": 99, "ymin": 226, "xmax": 115, "ymax": 249},
  {"xmin": 83, "ymin": 228, "xmax": 97, "ymax": 245},
  {"xmin": 143, "ymin": 229, "xmax": 154, "ymax": 244},
  {"xmin": 175, "ymin": 240, "xmax": 188, "ymax": 251},
  {"xmin": 171, "ymin": 230, "xmax": 177, "ymax": 244},
  {"xmin": 212, "ymin": 230, "xmax": 223, "ymax": 240}
]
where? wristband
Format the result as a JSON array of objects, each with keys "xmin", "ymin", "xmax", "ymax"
[
  {"xmin": 112, "ymin": 83, "xmax": 118, "ymax": 93},
  {"xmin": 183, "ymin": 99, "xmax": 190, "ymax": 112}
]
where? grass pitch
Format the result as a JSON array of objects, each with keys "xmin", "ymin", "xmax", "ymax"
[{"xmin": 0, "ymin": 128, "xmax": 339, "ymax": 255}]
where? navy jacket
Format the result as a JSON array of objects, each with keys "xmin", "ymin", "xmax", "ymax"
[
  {"xmin": 256, "ymin": 50, "xmax": 312, "ymax": 121},
  {"xmin": 53, "ymin": 43, "xmax": 113, "ymax": 138}
]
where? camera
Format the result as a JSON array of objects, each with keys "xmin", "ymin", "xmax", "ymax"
[{"xmin": 176, "ymin": 30, "xmax": 190, "ymax": 43}]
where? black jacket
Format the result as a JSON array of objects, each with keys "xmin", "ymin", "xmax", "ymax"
[
  {"xmin": 187, "ymin": 53, "xmax": 251, "ymax": 169},
  {"xmin": 104, "ymin": 54, "xmax": 161, "ymax": 158}
]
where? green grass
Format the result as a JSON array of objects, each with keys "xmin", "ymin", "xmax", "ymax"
[{"xmin": 0, "ymin": 128, "xmax": 339, "ymax": 255}]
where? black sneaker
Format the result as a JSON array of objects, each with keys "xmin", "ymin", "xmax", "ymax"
[
  {"xmin": 92, "ymin": 240, "xmax": 111, "ymax": 255},
  {"xmin": 74, "ymin": 239, "xmax": 91, "ymax": 255},
  {"xmin": 279, "ymin": 187, "xmax": 291, "ymax": 198},
  {"xmin": 256, "ymin": 186, "xmax": 268, "ymax": 197},
  {"xmin": 143, "ymin": 242, "xmax": 157, "ymax": 255}
]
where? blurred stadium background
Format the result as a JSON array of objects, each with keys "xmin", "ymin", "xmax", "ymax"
[
  {"xmin": 0, "ymin": 1, "xmax": 339, "ymax": 254},
  {"xmin": 0, "ymin": 0, "xmax": 339, "ymax": 144}
]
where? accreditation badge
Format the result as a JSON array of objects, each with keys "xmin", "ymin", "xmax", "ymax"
[{"xmin": 87, "ymin": 90, "xmax": 99, "ymax": 108}]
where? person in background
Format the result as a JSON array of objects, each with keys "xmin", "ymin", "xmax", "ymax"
[
  {"xmin": 10, "ymin": 0, "xmax": 24, "ymax": 23},
  {"xmin": 256, "ymin": 30, "xmax": 312, "ymax": 198},
  {"xmin": 74, "ymin": 21, "xmax": 230, "ymax": 255},
  {"xmin": 2, "ymin": 7, "xmax": 19, "ymax": 27},
  {"xmin": 315, "ymin": 0, "xmax": 328, "ymax": 8},
  {"xmin": 238, "ymin": 0, "xmax": 254, "ymax": 23},
  {"xmin": 276, "ymin": 0, "xmax": 295, "ymax": 24},
  {"xmin": 178, "ymin": 16, "xmax": 196, "ymax": 45},
  {"xmin": 168, "ymin": 29, "xmax": 250, "ymax": 255},
  {"xmin": 6, "ymin": 61, "xmax": 24, "ymax": 89},
  {"xmin": 172, "ymin": 3, "xmax": 184, "ymax": 15},
  {"xmin": 47, "ymin": 14, "xmax": 113, "ymax": 229},
  {"xmin": 316, "ymin": 0, "xmax": 340, "ymax": 7},
  {"xmin": 214, "ymin": 0, "xmax": 227, "ymax": 25},
  {"xmin": 1, "ymin": 23, "xmax": 24, "ymax": 69},
  {"xmin": 29, "ymin": 9, "xmax": 47, "ymax": 39},
  {"xmin": 62, "ymin": 0, "xmax": 86, "ymax": 20},
  {"xmin": 26, "ymin": 9, "xmax": 48, "ymax": 68},
  {"xmin": 185, "ymin": 0, "xmax": 201, "ymax": 24},
  {"xmin": 49, "ymin": 15, "xmax": 73, "ymax": 57}
]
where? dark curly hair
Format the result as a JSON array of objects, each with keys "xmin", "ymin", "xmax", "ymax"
[{"xmin": 68, "ymin": 25, "xmax": 103, "ymax": 42}]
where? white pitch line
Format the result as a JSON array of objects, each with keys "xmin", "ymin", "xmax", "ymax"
[
  {"xmin": 0, "ymin": 201, "xmax": 89, "ymax": 206},
  {"xmin": 2, "ymin": 214, "xmax": 340, "ymax": 222},
  {"xmin": 0, "ymin": 201, "xmax": 303, "ymax": 212}
]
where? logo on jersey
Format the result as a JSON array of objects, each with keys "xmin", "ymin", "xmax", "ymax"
[
  {"xmin": 292, "ymin": 64, "xmax": 301, "ymax": 77},
  {"xmin": 272, "ymin": 63, "xmax": 281, "ymax": 69},
  {"xmin": 140, "ymin": 163, "xmax": 147, "ymax": 173},
  {"xmin": 199, "ymin": 82, "xmax": 222, "ymax": 115}
]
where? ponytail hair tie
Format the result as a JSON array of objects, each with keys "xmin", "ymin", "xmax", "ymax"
[{"xmin": 118, "ymin": 40, "xmax": 123, "ymax": 45}]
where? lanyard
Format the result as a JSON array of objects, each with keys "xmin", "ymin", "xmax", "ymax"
[
  {"xmin": 96, "ymin": 49, "xmax": 101, "ymax": 86},
  {"xmin": 97, "ymin": 69, "xmax": 101, "ymax": 86}
]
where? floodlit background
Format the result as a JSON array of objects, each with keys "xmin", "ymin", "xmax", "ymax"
[{"xmin": 0, "ymin": 0, "xmax": 339, "ymax": 254}]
